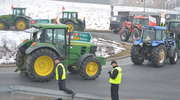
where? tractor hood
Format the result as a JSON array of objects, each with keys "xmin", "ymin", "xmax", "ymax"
[{"xmin": 134, "ymin": 39, "xmax": 164, "ymax": 46}]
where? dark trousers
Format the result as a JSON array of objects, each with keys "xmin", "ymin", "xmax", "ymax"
[
  {"xmin": 111, "ymin": 84, "xmax": 119, "ymax": 100},
  {"xmin": 58, "ymin": 79, "xmax": 74, "ymax": 94}
]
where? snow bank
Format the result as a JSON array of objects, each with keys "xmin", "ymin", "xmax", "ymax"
[
  {"xmin": 93, "ymin": 38, "xmax": 125, "ymax": 58},
  {"xmin": 0, "ymin": 31, "xmax": 30, "ymax": 64}
]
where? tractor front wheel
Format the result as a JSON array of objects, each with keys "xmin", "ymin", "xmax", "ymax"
[
  {"xmin": 80, "ymin": 56, "xmax": 101, "ymax": 80},
  {"xmin": 151, "ymin": 45, "xmax": 166, "ymax": 67},
  {"xmin": 0, "ymin": 22, "xmax": 8, "ymax": 30},
  {"xmin": 26, "ymin": 49, "xmax": 57, "ymax": 82},
  {"xmin": 131, "ymin": 45, "xmax": 144, "ymax": 65},
  {"xmin": 15, "ymin": 19, "xmax": 28, "ymax": 31},
  {"xmin": 65, "ymin": 22, "xmax": 74, "ymax": 32},
  {"xmin": 169, "ymin": 49, "xmax": 178, "ymax": 64},
  {"xmin": 120, "ymin": 29, "xmax": 129, "ymax": 41}
]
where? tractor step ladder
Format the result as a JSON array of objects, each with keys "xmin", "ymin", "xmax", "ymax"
[{"xmin": 9, "ymin": 85, "xmax": 104, "ymax": 100}]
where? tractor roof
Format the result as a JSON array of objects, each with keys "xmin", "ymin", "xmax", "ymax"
[
  {"xmin": 32, "ymin": 24, "xmax": 68, "ymax": 29},
  {"xmin": 144, "ymin": 26, "xmax": 166, "ymax": 30}
]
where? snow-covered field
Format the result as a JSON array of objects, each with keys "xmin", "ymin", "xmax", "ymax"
[
  {"xmin": 0, "ymin": 31, "xmax": 125, "ymax": 64},
  {"xmin": 0, "ymin": 0, "xmax": 110, "ymax": 30}
]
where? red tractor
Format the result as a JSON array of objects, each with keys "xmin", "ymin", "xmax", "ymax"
[{"xmin": 119, "ymin": 16, "xmax": 149, "ymax": 42}]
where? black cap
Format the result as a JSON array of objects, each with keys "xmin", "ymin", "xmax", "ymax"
[
  {"xmin": 111, "ymin": 60, "xmax": 117, "ymax": 65},
  {"xmin": 54, "ymin": 57, "xmax": 61, "ymax": 60}
]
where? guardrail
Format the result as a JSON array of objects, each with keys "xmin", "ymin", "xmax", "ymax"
[{"xmin": 8, "ymin": 85, "xmax": 104, "ymax": 100}]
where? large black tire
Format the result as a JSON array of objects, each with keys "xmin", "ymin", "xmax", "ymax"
[
  {"xmin": 120, "ymin": 29, "xmax": 130, "ymax": 41},
  {"xmin": 131, "ymin": 28, "xmax": 141, "ymax": 41},
  {"xmin": 0, "ymin": 21, "xmax": 8, "ymax": 30},
  {"xmin": 16, "ymin": 50, "xmax": 25, "ymax": 70},
  {"xmin": 15, "ymin": 18, "xmax": 28, "ymax": 31},
  {"xmin": 26, "ymin": 49, "xmax": 58, "ymax": 82},
  {"xmin": 151, "ymin": 45, "xmax": 166, "ymax": 67},
  {"xmin": 79, "ymin": 56, "xmax": 101, "ymax": 80},
  {"xmin": 131, "ymin": 45, "xmax": 144, "ymax": 65},
  {"xmin": 65, "ymin": 21, "xmax": 74, "ymax": 32},
  {"xmin": 169, "ymin": 49, "xmax": 178, "ymax": 64}
]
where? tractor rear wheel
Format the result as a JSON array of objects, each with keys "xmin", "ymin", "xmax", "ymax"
[
  {"xmin": 0, "ymin": 21, "xmax": 8, "ymax": 30},
  {"xmin": 79, "ymin": 56, "xmax": 101, "ymax": 80},
  {"xmin": 15, "ymin": 19, "xmax": 28, "ymax": 31},
  {"xmin": 151, "ymin": 45, "xmax": 166, "ymax": 67},
  {"xmin": 131, "ymin": 45, "xmax": 144, "ymax": 65},
  {"xmin": 65, "ymin": 22, "xmax": 74, "ymax": 32},
  {"xmin": 26, "ymin": 49, "xmax": 57, "ymax": 82},
  {"xmin": 16, "ymin": 50, "xmax": 25, "ymax": 70},
  {"xmin": 131, "ymin": 28, "xmax": 140, "ymax": 41},
  {"xmin": 169, "ymin": 49, "xmax": 178, "ymax": 64},
  {"xmin": 120, "ymin": 29, "xmax": 129, "ymax": 41}
]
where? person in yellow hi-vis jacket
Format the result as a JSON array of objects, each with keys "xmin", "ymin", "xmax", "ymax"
[
  {"xmin": 108, "ymin": 60, "xmax": 122, "ymax": 100},
  {"xmin": 54, "ymin": 57, "xmax": 75, "ymax": 100}
]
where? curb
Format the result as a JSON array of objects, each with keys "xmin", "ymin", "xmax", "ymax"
[{"xmin": 0, "ymin": 64, "xmax": 16, "ymax": 68}]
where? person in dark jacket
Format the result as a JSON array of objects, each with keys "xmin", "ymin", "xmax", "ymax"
[
  {"xmin": 108, "ymin": 60, "xmax": 122, "ymax": 100},
  {"xmin": 55, "ymin": 57, "xmax": 75, "ymax": 100}
]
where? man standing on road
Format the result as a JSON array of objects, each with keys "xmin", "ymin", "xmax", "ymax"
[
  {"xmin": 55, "ymin": 57, "xmax": 75, "ymax": 100},
  {"xmin": 108, "ymin": 60, "xmax": 122, "ymax": 100}
]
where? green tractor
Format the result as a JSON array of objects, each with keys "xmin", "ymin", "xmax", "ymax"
[
  {"xmin": 16, "ymin": 24, "xmax": 105, "ymax": 82},
  {"xmin": 0, "ymin": 7, "xmax": 30, "ymax": 30},
  {"xmin": 166, "ymin": 20, "xmax": 180, "ymax": 49},
  {"xmin": 60, "ymin": 11, "xmax": 85, "ymax": 32}
]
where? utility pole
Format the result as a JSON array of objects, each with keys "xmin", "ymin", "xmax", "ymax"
[{"xmin": 143, "ymin": 0, "xmax": 146, "ymax": 15}]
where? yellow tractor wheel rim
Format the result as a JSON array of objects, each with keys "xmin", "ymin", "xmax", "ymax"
[
  {"xmin": 86, "ymin": 62, "xmax": 99, "ymax": 76},
  {"xmin": 0, "ymin": 23, "xmax": 5, "ymax": 30},
  {"xmin": 16, "ymin": 20, "xmax": 26, "ymax": 30},
  {"xmin": 159, "ymin": 49, "xmax": 165, "ymax": 63},
  {"xmin": 67, "ymin": 24, "xmax": 74, "ymax": 32},
  {"xmin": 34, "ymin": 56, "xmax": 54, "ymax": 76}
]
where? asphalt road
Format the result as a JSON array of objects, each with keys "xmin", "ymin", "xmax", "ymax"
[{"xmin": 0, "ymin": 57, "xmax": 180, "ymax": 100}]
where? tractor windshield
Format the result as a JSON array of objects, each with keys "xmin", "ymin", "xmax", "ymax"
[
  {"xmin": 62, "ymin": 12, "xmax": 77, "ymax": 19},
  {"xmin": 142, "ymin": 29, "xmax": 155, "ymax": 42}
]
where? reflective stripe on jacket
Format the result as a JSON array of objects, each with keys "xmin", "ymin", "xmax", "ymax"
[
  {"xmin": 55, "ymin": 63, "xmax": 66, "ymax": 80},
  {"xmin": 109, "ymin": 67, "xmax": 122, "ymax": 84}
]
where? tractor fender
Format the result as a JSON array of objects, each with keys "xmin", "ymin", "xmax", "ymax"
[
  {"xmin": 77, "ymin": 54, "xmax": 94, "ymax": 67},
  {"xmin": 25, "ymin": 44, "xmax": 63, "ymax": 59},
  {"xmin": 152, "ymin": 41, "xmax": 165, "ymax": 46},
  {"xmin": 168, "ymin": 46, "xmax": 177, "ymax": 58}
]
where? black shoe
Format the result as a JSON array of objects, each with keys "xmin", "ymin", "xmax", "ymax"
[{"xmin": 72, "ymin": 92, "xmax": 76, "ymax": 98}]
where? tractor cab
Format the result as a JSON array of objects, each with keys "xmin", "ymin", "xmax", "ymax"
[
  {"xmin": 62, "ymin": 11, "xmax": 78, "ymax": 20},
  {"xmin": 141, "ymin": 26, "xmax": 167, "ymax": 44},
  {"xmin": 12, "ymin": 8, "xmax": 26, "ymax": 16},
  {"xmin": 166, "ymin": 20, "xmax": 180, "ymax": 49}
]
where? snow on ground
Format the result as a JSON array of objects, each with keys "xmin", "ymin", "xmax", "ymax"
[
  {"xmin": 93, "ymin": 38, "xmax": 125, "ymax": 58},
  {"xmin": 0, "ymin": 31, "xmax": 30, "ymax": 64},
  {"xmin": 0, "ymin": 0, "xmax": 110, "ymax": 30},
  {"xmin": 0, "ymin": 31, "xmax": 125, "ymax": 64}
]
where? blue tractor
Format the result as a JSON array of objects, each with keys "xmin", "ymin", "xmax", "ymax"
[{"xmin": 131, "ymin": 26, "xmax": 178, "ymax": 67}]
